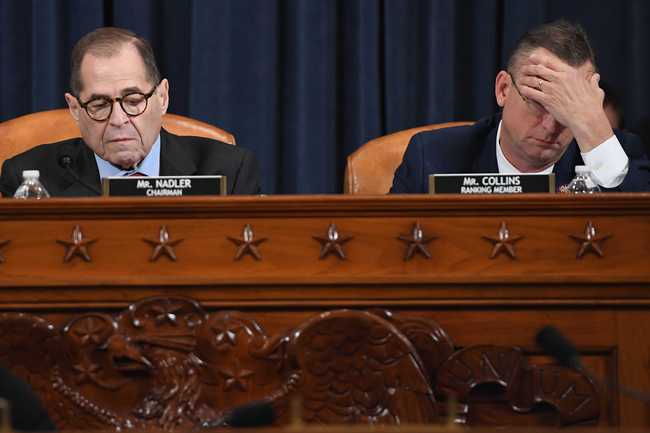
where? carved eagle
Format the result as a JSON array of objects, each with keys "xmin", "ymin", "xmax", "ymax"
[{"xmin": 286, "ymin": 309, "xmax": 439, "ymax": 424}]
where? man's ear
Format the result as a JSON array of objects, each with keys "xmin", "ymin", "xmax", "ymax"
[
  {"xmin": 64, "ymin": 93, "xmax": 81, "ymax": 123},
  {"xmin": 495, "ymin": 70, "xmax": 511, "ymax": 108},
  {"xmin": 158, "ymin": 78, "xmax": 169, "ymax": 115}
]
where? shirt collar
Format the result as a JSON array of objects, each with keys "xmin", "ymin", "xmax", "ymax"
[
  {"xmin": 95, "ymin": 134, "xmax": 161, "ymax": 179},
  {"xmin": 495, "ymin": 120, "xmax": 554, "ymax": 175}
]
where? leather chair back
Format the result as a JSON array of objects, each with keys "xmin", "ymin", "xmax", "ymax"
[
  {"xmin": 344, "ymin": 121, "xmax": 473, "ymax": 194},
  {"xmin": 0, "ymin": 109, "xmax": 235, "ymax": 171}
]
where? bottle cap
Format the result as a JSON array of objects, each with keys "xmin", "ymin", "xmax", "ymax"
[
  {"xmin": 574, "ymin": 165, "xmax": 589, "ymax": 174},
  {"xmin": 22, "ymin": 170, "xmax": 40, "ymax": 179}
]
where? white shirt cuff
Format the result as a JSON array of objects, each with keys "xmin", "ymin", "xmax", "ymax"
[{"xmin": 581, "ymin": 135, "xmax": 629, "ymax": 188}]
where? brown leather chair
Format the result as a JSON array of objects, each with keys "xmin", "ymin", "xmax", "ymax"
[
  {"xmin": 344, "ymin": 121, "xmax": 473, "ymax": 194},
  {"xmin": 0, "ymin": 109, "xmax": 235, "ymax": 171}
]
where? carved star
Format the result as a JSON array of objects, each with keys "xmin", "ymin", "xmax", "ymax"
[
  {"xmin": 569, "ymin": 221, "xmax": 612, "ymax": 258},
  {"xmin": 227, "ymin": 224, "xmax": 267, "ymax": 260},
  {"xmin": 0, "ymin": 239, "xmax": 10, "ymax": 264},
  {"xmin": 313, "ymin": 223, "xmax": 353, "ymax": 260},
  {"xmin": 218, "ymin": 359, "xmax": 254, "ymax": 392},
  {"xmin": 482, "ymin": 221, "xmax": 523, "ymax": 259},
  {"xmin": 73, "ymin": 316, "xmax": 108, "ymax": 346},
  {"xmin": 143, "ymin": 226, "xmax": 183, "ymax": 261},
  {"xmin": 150, "ymin": 303, "xmax": 184, "ymax": 325},
  {"xmin": 398, "ymin": 221, "xmax": 436, "ymax": 260},
  {"xmin": 56, "ymin": 225, "xmax": 97, "ymax": 262},
  {"xmin": 73, "ymin": 358, "xmax": 102, "ymax": 385},
  {"xmin": 211, "ymin": 323, "xmax": 243, "ymax": 347}
]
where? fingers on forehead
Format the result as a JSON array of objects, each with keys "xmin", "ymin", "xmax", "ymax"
[
  {"xmin": 519, "ymin": 75, "xmax": 544, "ymax": 90},
  {"xmin": 523, "ymin": 53, "xmax": 566, "ymax": 74},
  {"xmin": 520, "ymin": 63, "xmax": 556, "ymax": 80}
]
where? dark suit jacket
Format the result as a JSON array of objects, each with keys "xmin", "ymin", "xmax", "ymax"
[
  {"xmin": 391, "ymin": 114, "xmax": 650, "ymax": 193},
  {"xmin": 0, "ymin": 129, "xmax": 261, "ymax": 197}
]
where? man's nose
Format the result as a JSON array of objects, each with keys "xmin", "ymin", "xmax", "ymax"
[
  {"xmin": 108, "ymin": 100, "xmax": 129, "ymax": 125},
  {"xmin": 541, "ymin": 112, "xmax": 564, "ymax": 134}
]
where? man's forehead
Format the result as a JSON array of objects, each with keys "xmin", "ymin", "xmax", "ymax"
[{"xmin": 78, "ymin": 45, "xmax": 150, "ymax": 95}]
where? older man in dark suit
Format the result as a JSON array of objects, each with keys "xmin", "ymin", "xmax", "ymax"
[{"xmin": 1, "ymin": 27, "xmax": 260, "ymax": 197}]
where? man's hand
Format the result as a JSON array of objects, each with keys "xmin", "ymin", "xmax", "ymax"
[{"xmin": 518, "ymin": 52, "xmax": 613, "ymax": 152}]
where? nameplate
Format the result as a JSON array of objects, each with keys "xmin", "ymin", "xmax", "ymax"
[
  {"xmin": 102, "ymin": 176, "xmax": 227, "ymax": 197},
  {"xmin": 428, "ymin": 173, "xmax": 555, "ymax": 194}
]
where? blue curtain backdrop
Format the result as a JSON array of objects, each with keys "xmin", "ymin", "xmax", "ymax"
[{"xmin": 1, "ymin": 0, "xmax": 648, "ymax": 193}]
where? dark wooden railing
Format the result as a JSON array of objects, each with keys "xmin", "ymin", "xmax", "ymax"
[{"xmin": 1, "ymin": 194, "xmax": 649, "ymax": 430}]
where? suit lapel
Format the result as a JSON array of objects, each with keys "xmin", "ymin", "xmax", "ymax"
[
  {"xmin": 472, "ymin": 124, "xmax": 499, "ymax": 173},
  {"xmin": 159, "ymin": 129, "xmax": 198, "ymax": 176},
  {"xmin": 60, "ymin": 139, "xmax": 102, "ymax": 197},
  {"xmin": 553, "ymin": 141, "xmax": 583, "ymax": 190}
]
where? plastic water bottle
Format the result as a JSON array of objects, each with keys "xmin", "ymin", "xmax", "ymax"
[
  {"xmin": 565, "ymin": 165, "xmax": 601, "ymax": 194},
  {"xmin": 13, "ymin": 170, "xmax": 50, "ymax": 199}
]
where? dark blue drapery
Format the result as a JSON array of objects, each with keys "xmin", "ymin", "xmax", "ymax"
[{"xmin": 1, "ymin": 0, "xmax": 648, "ymax": 193}]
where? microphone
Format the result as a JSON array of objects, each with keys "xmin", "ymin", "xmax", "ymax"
[
  {"xmin": 58, "ymin": 154, "xmax": 73, "ymax": 168},
  {"xmin": 536, "ymin": 325, "xmax": 650, "ymax": 405},
  {"xmin": 199, "ymin": 400, "xmax": 275, "ymax": 429},
  {"xmin": 535, "ymin": 325, "xmax": 582, "ymax": 370},
  {"xmin": 58, "ymin": 154, "xmax": 102, "ymax": 195}
]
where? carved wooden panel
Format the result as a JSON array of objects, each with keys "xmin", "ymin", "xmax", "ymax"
[
  {"xmin": 0, "ymin": 297, "xmax": 599, "ymax": 431},
  {"xmin": 1, "ymin": 195, "xmax": 646, "ymax": 427},
  {"xmin": 436, "ymin": 346, "xmax": 599, "ymax": 426},
  {"xmin": 288, "ymin": 310, "xmax": 438, "ymax": 424},
  {"xmin": 1, "ymin": 195, "xmax": 649, "ymax": 289}
]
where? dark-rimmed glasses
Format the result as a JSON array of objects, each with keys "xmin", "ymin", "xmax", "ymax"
[
  {"xmin": 76, "ymin": 81, "xmax": 160, "ymax": 122},
  {"xmin": 507, "ymin": 72, "xmax": 547, "ymax": 118}
]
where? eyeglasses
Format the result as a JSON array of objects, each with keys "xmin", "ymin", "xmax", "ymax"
[
  {"xmin": 76, "ymin": 82, "xmax": 160, "ymax": 122},
  {"xmin": 507, "ymin": 72, "xmax": 547, "ymax": 118}
]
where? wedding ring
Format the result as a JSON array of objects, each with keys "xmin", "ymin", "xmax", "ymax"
[{"xmin": 538, "ymin": 79, "xmax": 543, "ymax": 92}]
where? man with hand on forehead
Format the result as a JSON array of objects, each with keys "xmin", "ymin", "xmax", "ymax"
[
  {"xmin": 391, "ymin": 20, "xmax": 649, "ymax": 193},
  {"xmin": 0, "ymin": 27, "xmax": 261, "ymax": 197}
]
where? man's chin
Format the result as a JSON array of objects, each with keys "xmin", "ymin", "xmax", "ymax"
[
  {"xmin": 109, "ymin": 155, "xmax": 144, "ymax": 170},
  {"xmin": 532, "ymin": 151, "xmax": 562, "ymax": 168},
  {"xmin": 530, "ymin": 138, "xmax": 561, "ymax": 149}
]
